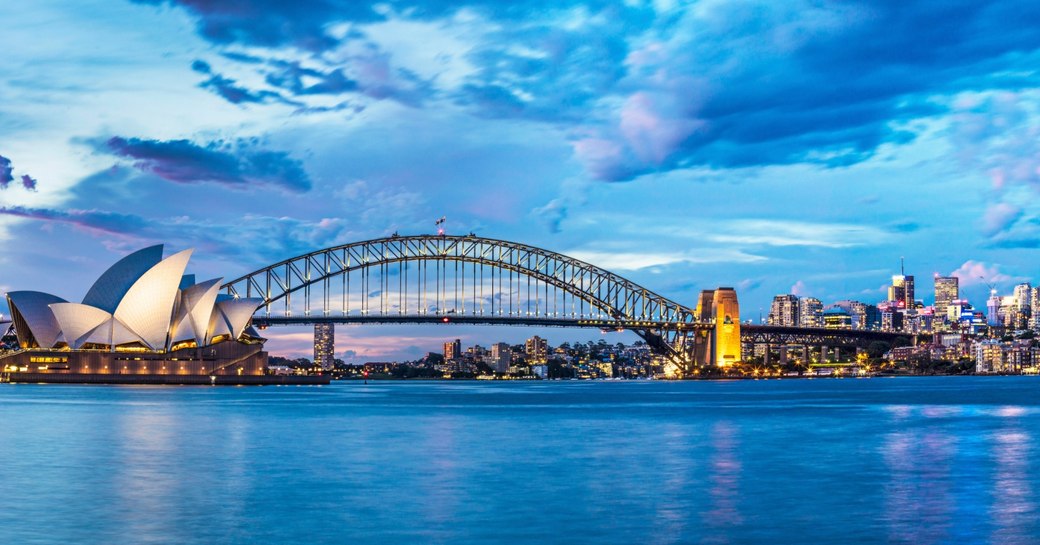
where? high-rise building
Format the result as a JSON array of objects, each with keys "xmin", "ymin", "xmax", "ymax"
[
  {"xmin": 768, "ymin": 294, "xmax": 799, "ymax": 327},
  {"xmin": 444, "ymin": 338, "xmax": 462, "ymax": 361},
  {"xmin": 934, "ymin": 276, "xmax": 958, "ymax": 312},
  {"xmin": 987, "ymin": 292, "xmax": 1002, "ymax": 327},
  {"xmin": 799, "ymin": 297, "xmax": 823, "ymax": 328},
  {"xmin": 1031, "ymin": 288, "xmax": 1040, "ymax": 331},
  {"xmin": 314, "ymin": 323, "xmax": 335, "ymax": 370},
  {"xmin": 1014, "ymin": 283, "xmax": 1033, "ymax": 328},
  {"xmin": 490, "ymin": 342, "xmax": 512, "ymax": 373},
  {"xmin": 525, "ymin": 335, "xmax": 548, "ymax": 363},
  {"xmin": 889, "ymin": 274, "xmax": 914, "ymax": 308}
]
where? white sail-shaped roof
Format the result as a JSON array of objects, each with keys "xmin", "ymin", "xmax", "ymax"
[
  {"xmin": 110, "ymin": 317, "xmax": 143, "ymax": 346},
  {"xmin": 113, "ymin": 249, "xmax": 194, "ymax": 350},
  {"xmin": 208, "ymin": 306, "xmax": 232, "ymax": 341},
  {"xmin": 7, "ymin": 291, "xmax": 67, "ymax": 348},
  {"xmin": 82, "ymin": 245, "xmax": 164, "ymax": 313},
  {"xmin": 182, "ymin": 278, "xmax": 222, "ymax": 346},
  {"xmin": 49, "ymin": 303, "xmax": 112, "ymax": 349},
  {"xmin": 170, "ymin": 313, "xmax": 196, "ymax": 344},
  {"xmin": 216, "ymin": 298, "xmax": 263, "ymax": 340}
]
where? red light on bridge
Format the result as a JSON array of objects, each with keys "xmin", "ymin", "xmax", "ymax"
[{"xmin": 442, "ymin": 317, "xmax": 450, "ymax": 323}]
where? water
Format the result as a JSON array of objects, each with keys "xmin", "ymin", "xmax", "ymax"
[{"xmin": 1, "ymin": 377, "xmax": 1037, "ymax": 544}]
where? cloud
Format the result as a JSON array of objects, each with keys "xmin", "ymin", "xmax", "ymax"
[
  {"xmin": 531, "ymin": 198, "xmax": 567, "ymax": 233},
  {"xmin": 0, "ymin": 206, "xmax": 149, "ymax": 236},
  {"xmin": 708, "ymin": 219, "xmax": 889, "ymax": 248},
  {"xmin": 981, "ymin": 202, "xmax": 1023, "ymax": 237},
  {"xmin": 566, "ymin": 248, "xmax": 766, "ymax": 271},
  {"xmin": 148, "ymin": 1, "xmax": 1040, "ymax": 182},
  {"xmin": 949, "ymin": 260, "xmax": 1012, "ymax": 288},
  {"xmin": 0, "ymin": 155, "xmax": 12, "ymax": 189},
  {"xmin": 790, "ymin": 280, "xmax": 809, "ymax": 297},
  {"xmin": 0, "ymin": 155, "xmax": 37, "ymax": 191},
  {"xmin": 97, "ymin": 136, "xmax": 312, "ymax": 192}
]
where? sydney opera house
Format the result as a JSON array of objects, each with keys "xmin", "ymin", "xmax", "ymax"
[{"xmin": 1, "ymin": 245, "xmax": 327, "ymax": 384}]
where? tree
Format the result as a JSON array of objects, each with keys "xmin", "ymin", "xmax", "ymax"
[{"xmin": 866, "ymin": 341, "xmax": 891, "ymax": 359}]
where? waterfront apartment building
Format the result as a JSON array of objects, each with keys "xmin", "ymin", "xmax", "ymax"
[
  {"xmin": 525, "ymin": 336, "xmax": 548, "ymax": 363},
  {"xmin": 799, "ymin": 297, "xmax": 823, "ymax": 328},
  {"xmin": 314, "ymin": 323, "xmax": 335, "ymax": 370},
  {"xmin": 490, "ymin": 342, "xmax": 511, "ymax": 373},
  {"xmin": 444, "ymin": 338, "xmax": 462, "ymax": 361},
  {"xmin": 768, "ymin": 294, "xmax": 799, "ymax": 327}
]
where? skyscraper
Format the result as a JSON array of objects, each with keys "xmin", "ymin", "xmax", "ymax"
[
  {"xmin": 768, "ymin": 294, "xmax": 799, "ymax": 327},
  {"xmin": 444, "ymin": 338, "xmax": 461, "ymax": 361},
  {"xmin": 934, "ymin": 276, "xmax": 959, "ymax": 312},
  {"xmin": 889, "ymin": 275, "xmax": 914, "ymax": 308},
  {"xmin": 314, "ymin": 323, "xmax": 335, "ymax": 370}
]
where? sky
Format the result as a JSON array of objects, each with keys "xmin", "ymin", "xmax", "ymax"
[{"xmin": 2, "ymin": 0, "xmax": 1040, "ymax": 361}]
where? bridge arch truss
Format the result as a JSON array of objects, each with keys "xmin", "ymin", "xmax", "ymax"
[{"xmin": 221, "ymin": 235, "xmax": 706, "ymax": 370}]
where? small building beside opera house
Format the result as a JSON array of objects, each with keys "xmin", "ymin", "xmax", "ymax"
[{"xmin": 1, "ymin": 245, "xmax": 327, "ymax": 385}]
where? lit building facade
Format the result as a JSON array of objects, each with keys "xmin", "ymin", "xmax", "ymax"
[
  {"xmin": 934, "ymin": 276, "xmax": 959, "ymax": 312},
  {"xmin": 490, "ymin": 342, "xmax": 511, "ymax": 373},
  {"xmin": 889, "ymin": 274, "xmax": 915, "ymax": 308},
  {"xmin": 314, "ymin": 323, "xmax": 335, "ymax": 370},
  {"xmin": 768, "ymin": 294, "xmax": 799, "ymax": 327},
  {"xmin": 799, "ymin": 297, "xmax": 823, "ymax": 328},
  {"xmin": 444, "ymin": 338, "xmax": 462, "ymax": 361},
  {"xmin": 525, "ymin": 335, "xmax": 548, "ymax": 363}
]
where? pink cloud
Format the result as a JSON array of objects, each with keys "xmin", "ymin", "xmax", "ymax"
[{"xmin": 948, "ymin": 260, "xmax": 1011, "ymax": 288}]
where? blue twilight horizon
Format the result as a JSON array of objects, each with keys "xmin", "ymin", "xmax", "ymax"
[{"xmin": 2, "ymin": 1, "xmax": 1040, "ymax": 361}]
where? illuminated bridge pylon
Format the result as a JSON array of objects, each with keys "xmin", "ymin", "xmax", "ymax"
[{"xmin": 221, "ymin": 235, "xmax": 734, "ymax": 375}]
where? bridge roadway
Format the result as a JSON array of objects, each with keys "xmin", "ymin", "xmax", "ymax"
[{"xmin": 253, "ymin": 315, "xmax": 908, "ymax": 349}]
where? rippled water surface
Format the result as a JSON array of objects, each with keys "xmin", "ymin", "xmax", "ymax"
[{"xmin": 2, "ymin": 377, "xmax": 1038, "ymax": 544}]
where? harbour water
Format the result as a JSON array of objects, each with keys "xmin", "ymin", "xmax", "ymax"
[{"xmin": 1, "ymin": 377, "xmax": 1037, "ymax": 544}]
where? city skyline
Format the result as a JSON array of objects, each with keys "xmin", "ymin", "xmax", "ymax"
[{"xmin": 3, "ymin": 1, "xmax": 1040, "ymax": 361}]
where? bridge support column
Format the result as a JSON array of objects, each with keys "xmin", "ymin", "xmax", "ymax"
[
  {"xmin": 779, "ymin": 345, "xmax": 788, "ymax": 365},
  {"xmin": 763, "ymin": 344, "xmax": 771, "ymax": 365},
  {"xmin": 821, "ymin": 345, "xmax": 830, "ymax": 363}
]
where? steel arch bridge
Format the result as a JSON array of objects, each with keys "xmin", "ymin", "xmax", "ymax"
[{"xmin": 221, "ymin": 234, "xmax": 718, "ymax": 373}]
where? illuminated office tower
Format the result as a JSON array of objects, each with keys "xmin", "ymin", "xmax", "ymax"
[
  {"xmin": 314, "ymin": 323, "xmax": 335, "ymax": 370},
  {"xmin": 768, "ymin": 294, "xmax": 799, "ymax": 327},
  {"xmin": 889, "ymin": 274, "xmax": 915, "ymax": 308},
  {"xmin": 934, "ymin": 276, "xmax": 958, "ymax": 313}
]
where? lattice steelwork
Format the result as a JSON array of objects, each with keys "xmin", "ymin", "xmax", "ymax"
[{"xmin": 221, "ymin": 235, "xmax": 708, "ymax": 372}]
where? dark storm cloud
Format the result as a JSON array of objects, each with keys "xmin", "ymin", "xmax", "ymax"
[
  {"xmin": 98, "ymin": 136, "xmax": 312, "ymax": 192},
  {"xmin": 140, "ymin": 0, "xmax": 1040, "ymax": 182},
  {"xmin": 20, "ymin": 175, "xmax": 37, "ymax": 192},
  {"xmin": 0, "ymin": 155, "xmax": 13, "ymax": 189},
  {"xmin": 0, "ymin": 206, "xmax": 149, "ymax": 235},
  {"xmin": 191, "ymin": 59, "xmax": 298, "ymax": 105}
]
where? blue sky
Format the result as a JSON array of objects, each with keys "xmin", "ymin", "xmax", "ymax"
[{"xmin": 2, "ymin": 1, "xmax": 1040, "ymax": 361}]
